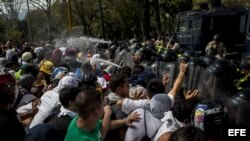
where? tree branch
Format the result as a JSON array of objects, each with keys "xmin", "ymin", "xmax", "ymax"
[{"xmin": 29, "ymin": 0, "xmax": 54, "ymax": 12}]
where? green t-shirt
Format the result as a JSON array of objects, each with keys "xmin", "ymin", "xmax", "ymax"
[{"xmin": 64, "ymin": 116, "xmax": 102, "ymax": 141}]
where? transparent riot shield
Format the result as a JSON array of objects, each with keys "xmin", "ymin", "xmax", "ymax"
[
  {"xmin": 197, "ymin": 66, "xmax": 221, "ymax": 101},
  {"xmin": 185, "ymin": 62, "xmax": 206, "ymax": 91},
  {"xmin": 178, "ymin": 57, "xmax": 206, "ymax": 92},
  {"xmin": 140, "ymin": 61, "xmax": 159, "ymax": 77},
  {"xmin": 96, "ymin": 45, "xmax": 109, "ymax": 60},
  {"xmin": 196, "ymin": 59, "xmax": 237, "ymax": 101},
  {"xmin": 191, "ymin": 65, "xmax": 205, "ymax": 90},
  {"xmin": 150, "ymin": 61, "xmax": 159, "ymax": 77},
  {"xmin": 114, "ymin": 47, "xmax": 122, "ymax": 64},
  {"xmin": 114, "ymin": 49, "xmax": 125, "ymax": 66},
  {"xmin": 158, "ymin": 61, "xmax": 178, "ymax": 92},
  {"xmin": 123, "ymin": 50, "xmax": 135, "ymax": 68},
  {"xmin": 140, "ymin": 60, "xmax": 154, "ymax": 71},
  {"xmin": 103, "ymin": 49, "xmax": 110, "ymax": 60}
]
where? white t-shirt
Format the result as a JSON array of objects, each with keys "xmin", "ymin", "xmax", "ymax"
[
  {"xmin": 122, "ymin": 99, "xmax": 149, "ymax": 114},
  {"xmin": 153, "ymin": 111, "xmax": 186, "ymax": 141},
  {"xmin": 121, "ymin": 93, "xmax": 174, "ymax": 115},
  {"xmin": 125, "ymin": 108, "xmax": 162, "ymax": 141},
  {"xmin": 29, "ymin": 89, "xmax": 61, "ymax": 129},
  {"xmin": 123, "ymin": 93, "xmax": 175, "ymax": 141}
]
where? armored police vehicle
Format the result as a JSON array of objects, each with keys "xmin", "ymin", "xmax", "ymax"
[
  {"xmin": 246, "ymin": 10, "xmax": 250, "ymax": 52},
  {"xmin": 175, "ymin": 3, "xmax": 248, "ymax": 60}
]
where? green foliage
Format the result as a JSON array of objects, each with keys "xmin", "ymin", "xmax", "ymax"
[
  {"xmin": 50, "ymin": 0, "xmax": 68, "ymax": 38},
  {"xmin": 222, "ymin": 0, "xmax": 249, "ymax": 7},
  {"xmin": 99, "ymin": 0, "xmax": 142, "ymax": 39},
  {"xmin": 0, "ymin": 15, "xmax": 25, "ymax": 42},
  {"xmin": 192, "ymin": 0, "xmax": 209, "ymax": 9},
  {"xmin": 26, "ymin": 9, "xmax": 48, "ymax": 41},
  {"xmin": 0, "ymin": 17, "xmax": 5, "ymax": 33},
  {"xmin": 159, "ymin": 0, "xmax": 192, "ymax": 15},
  {"xmin": 193, "ymin": 0, "xmax": 249, "ymax": 9},
  {"xmin": 4, "ymin": 28, "xmax": 22, "ymax": 41},
  {"xmin": 159, "ymin": 0, "xmax": 192, "ymax": 34},
  {"xmin": 0, "ymin": 17, "xmax": 6, "ymax": 42},
  {"xmin": 0, "ymin": 0, "xmax": 249, "ymax": 42}
]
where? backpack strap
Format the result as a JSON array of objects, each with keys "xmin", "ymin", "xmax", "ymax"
[{"xmin": 144, "ymin": 109, "xmax": 148, "ymax": 136}]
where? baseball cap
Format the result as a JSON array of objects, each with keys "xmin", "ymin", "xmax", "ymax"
[
  {"xmin": 22, "ymin": 52, "xmax": 33, "ymax": 62},
  {"xmin": 56, "ymin": 75, "xmax": 79, "ymax": 93}
]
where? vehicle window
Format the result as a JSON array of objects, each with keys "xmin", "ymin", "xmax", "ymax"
[
  {"xmin": 178, "ymin": 19, "xmax": 189, "ymax": 33},
  {"xmin": 190, "ymin": 19, "xmax": 201, "ymax": 32}
]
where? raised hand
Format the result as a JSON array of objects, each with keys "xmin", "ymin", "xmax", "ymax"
[{"xmin": 185, "ymin": 89, "xmax": 199, "ymax": 100}]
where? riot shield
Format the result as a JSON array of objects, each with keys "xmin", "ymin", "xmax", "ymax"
[
  {"xmin": 179, "ymin": 57, "xmax": 206, "ymax": 92},
  {"xmin": 158, "ymin": 61, "xmax": 178, "ymax": 93},
  {"xmin": 114, "ymin": 49, "xmax": 125, "ymax": 66},
  {"xmin": 141, "ymin": 61, "xmax": 150, "ymax": 71},
  {"xmin": 192, "ymin": 65, "xmax": 205, "ymax": 90},
  {"xmin": 128, "ymin": 43, "xmax": 139, "ymax": 54},
  {"xmin": 150, "ymin": 61, "xmax": 159, "ymax": 77},
  {"xmin": 197, "ymin": 59, "xmax": 238, "ymax": 102},
  {"xmin": 123, "ymin": 50, "xmax": 135, "ymax": 68},
  {"xmin": 140, "ymin": 60, "xmax": 154, "ymax": 71},
  {"xmin": 185, "ymin": 61, "xmax": 206, "ymax": 91},
  {"xmin": 103, "ymin": 49, "xmax": 110, "ymax": 60},
  {"xmin": 197, "ymin": 62, "xmax": 221, "ymax": 101},
  {"xmin": 140, "ymin": 61, "xmax": 159, "ymax": 77},
  {"xmin": 95, "ymin": 44, "xmax": 110, "ymax": 60},
  {"xmin": 114, "ymin": 47, "xmax": 122, "ymax": 64}
]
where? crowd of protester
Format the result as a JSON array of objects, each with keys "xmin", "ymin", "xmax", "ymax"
[{"xmin": 0, "ymin": 36, "xmax": 250, "ymax": 141}]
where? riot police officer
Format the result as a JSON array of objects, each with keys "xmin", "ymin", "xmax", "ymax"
[{"xmin": 205, "ymin": 34, "xmax": 226, "ymax": 59}]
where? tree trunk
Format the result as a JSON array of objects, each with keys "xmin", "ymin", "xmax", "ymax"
[
  {"xmin": 83, "ymin": 18, "xmax": 88, "ymax": 36},
  {"xmin": 133, "ymin": 13, "xmax": 141, "ymax": 39},
  {"xmin": 47, "ymin": 10, "xmax": 52, "ymax": 43},
  {"xmin": 143, "ymin": 0, "xmax": 150, "ymax": 41},
  {"xmin": 152, "ymin": 0, "xmax": 161, "ymax": 37}
]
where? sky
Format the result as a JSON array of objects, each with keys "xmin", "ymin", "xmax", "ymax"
[
  {"xmin": 19, "ymin": 7, "xmax": 27, "ymax": 20},
  {"xmin": 0, "ymin": 2, "xmax": 29, "ymax": 20},
  {"xmin": 19, "ymin": 1, "xmax": 36, "ymax": 20},
  {"xmin": 19, "ymin": 0, "xmax": 54, "ymax": 20}
]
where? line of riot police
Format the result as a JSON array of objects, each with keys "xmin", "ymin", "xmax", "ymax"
[{"xmin": 93, "ymin": 40, "xmax": 250, "ymax": 126}]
